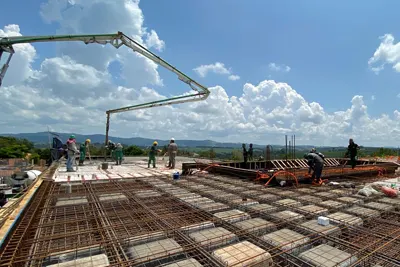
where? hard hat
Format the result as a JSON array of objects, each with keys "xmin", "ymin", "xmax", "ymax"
[
  {"xmin": 310, "ymin": 148, "xmax": 316, "ymax": 153},
  {"xmin": 86, "ymin": 139, "xmax": 91, "ymax": 143},
  {"xmin": 153, "ymin": 141, "xmax": 158, "ymax": 145},
  {"xmin": 69, "ymin": 135, "xmax": 75, "ymax": 139},
  {"xmin": 170, "ymin": 138, "xmax": 175, "ymax": 141}
]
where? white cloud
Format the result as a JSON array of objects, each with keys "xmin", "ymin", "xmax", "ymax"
[
  {"xmin": 193, "ymin": 62, "xmax": 230, "ymax": 77},
  {"xmin": 368, "ymin": 34, "xmax": 400, "ymax": 74},
  {"xmin": 268, "ymin": 62, "xmax": 291, "ymax": 72},
  {"xmin": 145, "ymin": 30, "xmax": 165, "ymax": 52},
  {"xmin": 371, "ymin": 95, "xmax": 376, "ymax": 101},
  {"xmin": 193, "ymin": 62, "xmax": 240, "ymax": 81},
  {"xmin": 1, "ymin": 2, "xmax": 400, "ymax": 146},
  {"xmin": 397, "ymin": 93, "xmax": 400, "ymax": 98},
  {"xmin": 228, "ymin": 75, "xmax": 240, "ymax": 81}
]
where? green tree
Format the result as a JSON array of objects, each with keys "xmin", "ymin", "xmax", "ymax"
[
  {"xmin": 124, "ymin": 145, "xmax": 144, "ymax": 156},
  {"xmin": 231, "ymin": 149, "xmax": 242, "ymax": 161}
]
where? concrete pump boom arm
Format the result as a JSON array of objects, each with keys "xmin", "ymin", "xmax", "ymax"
[
  {"xmin": 0, "ymin": 32, "xmax": 210, "ymax": 145},
  {"xmin": 0, "ymin": 32, "xmax": 210, "ymax": 98}
]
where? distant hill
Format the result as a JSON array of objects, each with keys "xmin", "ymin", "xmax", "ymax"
[{"xmin": 1, "ymin": 132, "xmax": 293, "ymax": 149}]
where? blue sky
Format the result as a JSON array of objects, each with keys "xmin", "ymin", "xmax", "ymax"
[{"xmin": 0, "ymin": 0, "xmax": 399, "ymax": 146}]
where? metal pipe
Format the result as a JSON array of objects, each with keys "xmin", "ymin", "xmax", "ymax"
[{"xmin": 285, "ymin": 135, "xmax": 288, "ymax": 161}]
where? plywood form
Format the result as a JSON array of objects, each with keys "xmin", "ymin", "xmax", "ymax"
[
  {"xmin": 233, "ymin": 218, "xmax": 276, "ymax": 235},
  {"xmin": 257, "ymin": 194, "xmax": 280, "ymax": 202},
  {"xmin": 213, "ymin": 210, "xmax": 251, "ymax": 223},
  {"xmin": 128, "ymin": 238, "xmax": 183, "ymax": 262},
  {"xmin": 320, "ymin": 200, "xmax": 347, "ymax": 209},
  {"xmin": 212, "ymin": 241, "xmax": 273, "ymax": 267},
  {"xmin": 188, "ymin": 227, "xmax": 237, "ymax": 249},
  {"xmin": 55, "ymin": 196, "xmax": 88, "ymax": 207},
  {"xmin": 261, "ymin": 229, "xmax": 310, "ymax": 255},
  {"xmin": 162, "ymin": 258, "xmax": 203, "ymax": 267},
  {"xmin": 246, "ymin": 204, "xmax": 278, "ymax": 214},
  {"xmin": 299, "ymin": 244, "xmax": 357, "ymax": 267},
  {"xmin": 326, "ymin": 212, "xmax": 363, "ymax": 226},
  {"xmin": 98, "ymin": 193, "xmax": 127, "ymax": 202},
  {"xmin": 337, "ymin": 197, "xmax": 364, "ymax": 205},
  {"xmin": 270, "ymin": 210, "xmax": 305, "ymax": 223},
  {"xmin": 273, "ymin": 198, "xmax": 302, "ymax": 208},
  {"xmin": 297, "ymin": 195, "xmax": 323, "ymax": 204},
  {"xmin": 345, "ymin": 206, "xmax": 380, "ymax": 218},
  {"xmin": 180, "ymin": 221, "xmax": 215, "ymax": 233},
  {"xmin": 197, "ymin": 202, "xmax": 229, "ymax": 213},
  {"xmin": 297, "ymin": 205, "xmax": 328, "ymax": 216},
  {"xmin": 47, "ymin": 254, "xmax": 110, "ymax": 267},
  {"xmin": 364, "ymin": 202, "xmax": 395, "ymax": 212}
]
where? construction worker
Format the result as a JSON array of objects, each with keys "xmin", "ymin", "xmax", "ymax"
[
  {"xmin": 304, "ymin": 152, "xmax": 324, "ymax": 185},
  {"xmin": 248, "ymin": 144, "xmax": 254, "ymax": 161},
  {"xmin": 167, "ymin": 138, "xmax": 178, "ymax": 169},
  {"xmin": 347, "ymin": 139, "xmax": 359, "ymax": 169},
  {"xmin": 106, "ymin": 140, "xmax": 116, "ymax": 161},
  {"xmin": 148, "ymin": 141, "xmax": 160, "ymax": 168},
  {"xmin": 242, "ymin": 144, "xmax": 248, "ymax": 164},
  {"xmin": 310, "ymin": 148, "xmax": 325, "ymax": 161},
  {"xmin": 115, "ymin": 143, "xmax": 123, "ymax": 165},
  {"xmin": 66, "ymin": 135, "xmax": 79, "ymax": 172},
  {"xmin": 79, "ymin": 139, "xmax": 91, "ymax": 166}
]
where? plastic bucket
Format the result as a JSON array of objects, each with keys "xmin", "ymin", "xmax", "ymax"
[{"xmin": 173, "ymin": 172, "xmax": 180, "ymax": 180}]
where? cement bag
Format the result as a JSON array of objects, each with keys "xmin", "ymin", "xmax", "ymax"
[
  {"xmin": 358, "ymin": 185, "xmax": 378, "ymax": 197},
  {"xmin": 381, "ymin": 186, "xmax": 399, "ymax": 198}
]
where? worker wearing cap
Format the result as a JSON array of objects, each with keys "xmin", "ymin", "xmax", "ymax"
[
  {"xmin": 66, "ymin": 135, "xmax": 79, "ymax": 172},
  {"xmin": 310, "ymin": 148, "xmax": 325, "ymax": 161},
  {"xmin": 304, "ymin": 152, "xmax": 324, "ymax": 185},
  {"xmin": 79, "ymin": 139, "xmax": 91, "ymax": 166},
  {"xmin": 167, "ymin": 138, "xmax": 178, "ymax": 169},
  {"xmin": 148, "ymin": 141, "xmax": 160, "ymax": 168},
  {"xmin": 115, "ymin": 143, "xmax": 123, "ymax": 165}
]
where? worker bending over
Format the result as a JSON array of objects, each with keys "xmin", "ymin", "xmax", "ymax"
[
  {"xmin": 310, "ymin": 148, "xmax": 325, "ymax": 161},
  {"xmin": 115, "ymin": 143, "xmax": 123, "ymax": 165},
  {"xmin": 66, "ymin": 135, "xmax": 79, "ymax": 172},
  {"xmin": 347, "ymin": 139, "xmax": 359, "ymax": 169},
  {"xmin": 79, "ymin": 139, "xmax": 91, "ymax": 166},
  {"xmin": 148, "ymin": 141, "xmax": 161, "ymax": 168},
  {"xmin": 304, "ymin": 152, "xmax": 324, "ymax": 185},
  {"xmin": 167, "ymin": 138, "xmax": 178, "ymax": 169}
]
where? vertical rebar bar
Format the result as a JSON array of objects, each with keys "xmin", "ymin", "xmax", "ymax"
[{"xmin": 285, "ymin": 135, "xmax": 288, "ymax": 161}]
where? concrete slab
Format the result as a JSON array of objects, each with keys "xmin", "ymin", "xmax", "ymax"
[
  {"xmin": 296, "ymin": 205, "xmax": 328, "ymax": 216},
  {"xmin": 270, "ymin": 210, "xmax": 305, "ymax": 223},
  {"xmin": 98, "ymin": 193, "xmax": 127, "ymax": 202},
  {"xmin": 197, "ymin": 202, "xmax": 229, "ymax": 213},
  {"xmin": 296, "ymin": 188, "xmax": 316, "ymax": 194},
  {"xmin": 364, "ymin": 202, "xmax": 395, "ymax": 212},
  {"xmin": 274, "ymin": 191, "xmax": 300, "ymax": 198},
  {"xmin": 213, "ymin": 209, "xmax": 251, "ymax": 223},
  {"xmin": 241, "ymin": 190, "xmax": 264, "ymax": 196},
  {"xmin": 212, "ymin": 241, "xmax": 273, "ymax": 267},
  {"xmin": 257, "ymin": 194, "xmax": 280, "ymax": 202},
  {"xmin": 261, "ymin": 228, "xmax": 310, "ymax": 255},
  {"xmin": 320, "ymin": 200, "xmax": 347, "ymax": 209},
  {"xmin": 326, "ymin": 212, "xmax": 363, "ymax": 226},
  {"xmin": 273, "ymin": 198, "xmax": 302, "ymax": 208},
  {"xmin": 246, "ymin": 204, "xmax": 278, "ymax": 214},
  {"xmin": 298, "ymin": 220, "xmax": 341, "ymax": 237},
  {"xmin": 233, "ymin": 218, "xmax": 276, "ymax": 235},
  {"xmin": 55, "ymin": 196, "xmax": 88, "ymax": 207},
  {"xmin": 162, "ymin": 258, "xmax": 203, "ymax": 267},
  {"xmin": 337, "ymin": 197, "xmax": 364, "ymax": 205},
  {"xmin": 189, "ymin": 227, "xmax": 237, "ymax": 249},
  {"xmin": 297, "ymin": 195, "xmax": 323, "ymax": 204},
  {"xmin": 128, "ymin": 238, "xmax": 183, "ymax": 262},
  {"xmin": 345, "ymin": 206, "xmax": 380, "ymax": 218},
  {"xmin": 314, "ymin": 192, "xmax": 336, "ymax": 199},
  {"xmin": 180, "ymin": 221, "xmax": 215, "ymax": 233},
  {"xmin": 376, "ymin": 197, "xmax": 400, "ymax": 209},
  {"xmin": 299, "ymin": 244, "xmax": 357, "ymax": 267},
  {"xmin": 228, "ymin": 198, "xmax": 259, "ymax": 207},
  {"xmin": 47, "ymin": 254, "xmax": 109, "ymax": 267}
]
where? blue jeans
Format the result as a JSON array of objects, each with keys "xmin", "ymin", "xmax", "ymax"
[{"xmin": 67, "ymin": 152, "xmax": 74, "ymax": 170}]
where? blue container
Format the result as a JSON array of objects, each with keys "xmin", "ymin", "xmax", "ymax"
[{"xmin": 173, "ymin": 172, "xmax": 180, "ymax": 180}]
